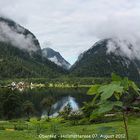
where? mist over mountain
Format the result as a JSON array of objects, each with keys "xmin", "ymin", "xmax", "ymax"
[
  {"xmin": 0, "ymin": 17, "xmax": 41, "ymax": 53},
  {"xmin": 0, "ymin": 16, "xmax": 140, "ymax": 81},
  {"xmin": 42, "ymin": 48, "xmax": 71, "ymax": 70},
  {"xmin": 71, "ymin": 38, "xmax": 140, "ymax": 81},
  {"xmin": 0, "ymin": 17, "xmax": 67, "ymax": 78}
]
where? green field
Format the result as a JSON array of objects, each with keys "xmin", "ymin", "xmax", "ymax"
[{"xmin": 0, "ymin": 116, "xmax": 139, "ymax": 140}]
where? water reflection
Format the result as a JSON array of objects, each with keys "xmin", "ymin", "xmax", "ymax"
[
  {"xmin": 0, "ymin": 86, "xmax": 92, "ymax": 117},
  {"xmin": 42, "ymin": 96, "xmax": 79, "ymax": 118}
]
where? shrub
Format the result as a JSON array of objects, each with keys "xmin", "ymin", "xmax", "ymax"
[{"xmin": 0, "ymin": 126, "xmax": 5, "ymax": 130}]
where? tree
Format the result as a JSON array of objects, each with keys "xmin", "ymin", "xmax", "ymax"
[
  {"xmin": 23, "ymin": 100, "xmax": 35, "ymax": 120},
  {"xmin": 59, "ymin": 103, "xmax": 72, "ymax": 120},
  {"xmin": 3, "ymin": 93, "xmax": 22, "ymax": 120},
  {"xmin": 87, "ymin": 73, "xmax": 140, "ymax": 140},
  {"xmin": 41, "ymin": 97, "xmax": 55, "ymax": 119}
]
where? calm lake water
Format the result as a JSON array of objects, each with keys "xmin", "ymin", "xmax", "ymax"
[{"xmin": 0, "ymin": 87, "xmax": 92, "ymax": 117}]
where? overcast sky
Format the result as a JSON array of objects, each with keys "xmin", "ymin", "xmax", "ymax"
[{"xmin": 0, "ymin": 0, "xmax": 140, "ymax": 64}]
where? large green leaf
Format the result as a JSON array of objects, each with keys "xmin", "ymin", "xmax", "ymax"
[
  {"xmin": 90, "ymin": 101, "xmax": 123, "ymax": 119},
  {"xmin": 98, "ymin": 102, "xmax": 113, "ymax": 114},
  {"xmin": 113, "ymin": 101, "xmax": 123, "ymax": 107},
  {"xmin": 129, "ymin": 81, "xmax": 140, "ymax": 94},
  {"xmin": 87, "ymin": 84, "xmax": 100, "ymax": 95},
  {"xmin": 92, "ymin": 92, "xmax": 100, "ymax": 104},
  {"xmin": 98, "ymin": 101, "xmax": 123, "ymax": 114},
  {"xmin": 98, "ymin": 83, "xmax": 124, "ymax": 101},
  {"xmin": 111, "ymin": 73, "xmax": 122, "ymax": 81},
  {"xmin": 121, "ymin": 77, "xmax": 129, "ymax": 90}
]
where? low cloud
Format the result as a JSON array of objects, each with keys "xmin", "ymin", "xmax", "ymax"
[
  {"xmin": 0, "ymin": 0, "xmax": 140, "ymax": 63},
  {"xmin": 89, "ymin": 13, "xmax": 140, "ymax": 60},
  {"xmin": 0, "ymin": 21, "xmax": 39, "ymax": 52},
  {"xmin": 107, "ymin": 38, "xmax": 140, "ymax": 60}
]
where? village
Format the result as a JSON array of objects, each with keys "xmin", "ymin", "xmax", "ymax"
[{"xmin": 0, "ymin": 81, "xmax": 87, "ymax": 91}]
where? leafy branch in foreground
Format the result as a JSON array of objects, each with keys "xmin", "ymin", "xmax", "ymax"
[{"xmin": 87, "ymin": 73, "xmax": 140, "ymax": 140}]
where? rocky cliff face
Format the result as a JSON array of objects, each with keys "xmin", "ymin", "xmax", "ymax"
[{"xmin": 42, "ymin": 47, "xmax": 71, "ymax": 70}]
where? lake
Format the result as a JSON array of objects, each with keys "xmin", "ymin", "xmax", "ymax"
[{"xmin": 0, "ymin": 87, "xmax": 92, "ymax": 118}]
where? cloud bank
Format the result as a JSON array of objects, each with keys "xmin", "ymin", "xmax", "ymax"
[
  {"xmin": 0, "ymin": 0, "xmax": 140, "ymax": 63},
  {"xmin": 0, "ymin": 20, "xmax": 39, "ymax": 52},
  {"xmin": 107, "ymin": 38, "xmax": 140, "ymax": 60}
]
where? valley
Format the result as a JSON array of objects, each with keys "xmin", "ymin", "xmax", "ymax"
[{"xmin": 0, "ymin": 16, "xmax": 139, "ymax": 140}]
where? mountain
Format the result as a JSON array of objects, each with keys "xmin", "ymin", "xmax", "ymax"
[
  {"xmin": 42, "ymin": 48, "xmax": 71, "ymax": 70},
  {"xmin": 0, "ymin": 17, "xmax": 67, "ymax": 78},
  {"xmin": 0, "ymin": 17, "xmax": 41, "ymax": 54},
  {"xmin": 70, "ymin": 38, "xmax": 140, "ymax": 81}
]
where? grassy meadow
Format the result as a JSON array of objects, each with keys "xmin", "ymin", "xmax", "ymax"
[{"xmin": 0, "ymin": 116, "xmax": 139, "ymax": 140}]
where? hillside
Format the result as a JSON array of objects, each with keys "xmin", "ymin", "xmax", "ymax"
[
  {"xmin": 70, "ymin": 39, "xmax": 140, "ymax": 81},
  {"xmin": 0, "ymin": 42, "xmax": 68, "ymax": 78},
  {"xmin": 0, "ymin": 17, "xmax": 67, "ymax": 79}
]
